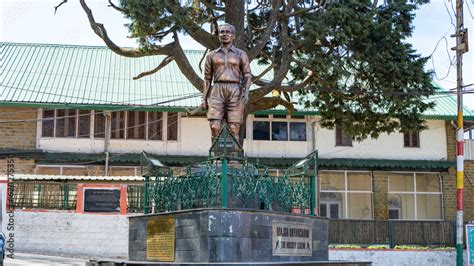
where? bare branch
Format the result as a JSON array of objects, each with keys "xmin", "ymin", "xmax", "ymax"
[
  {"xmin": 171, "ymin": 32, "xmax": 205, "ymax": 92},
  {"xmin": 54, "ymin": 0, "xmax": 68, "ymax": 14},
  {"xmin": 108, "ymin": 0, "xmax": 125, "ymax": 12},
  {"xmin": 198, "ymin": 49, "xmax": 209, "ymax": 73},
  {"xmin": 252, "ymin": 63, "xmax": 277, "ymax": 83},
  {"xmin": 133, "ymin": 56, "xmax": 175, "ymax": 80},
  {"xmin": 79, "ymin": 0, "xmax": 175, "ymax": 57},
  {"xmin": 201, "ymin": 0, "xmax": 225, "ymax": 11},
  {"xmin": 248, "ymin": 0, "xmax": 282, "ymax": 60}
]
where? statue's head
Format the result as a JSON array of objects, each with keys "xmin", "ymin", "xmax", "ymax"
[{"xmin": 218, "ymin": 23, "xmax": 236, "ymax": 45}]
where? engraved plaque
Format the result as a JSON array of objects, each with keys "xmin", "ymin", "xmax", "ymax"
[
  {"xmin": 146, "ymin": 217, "xmax": 175, "ymax": 261},
  {"xmin": 272, "ymin": 221, "xmax": 312, "ymax": 256}
]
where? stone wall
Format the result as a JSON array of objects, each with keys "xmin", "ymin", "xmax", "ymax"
[
  {"xmin": 2, "ymin": 210, "xmax": 129, "ymax": 259},
  {"xmin": 0, "ymin": 107, "xmax": 37, "ymax": 150}
]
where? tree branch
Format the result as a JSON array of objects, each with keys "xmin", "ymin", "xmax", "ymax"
[
  {"xmin": 247, "ymin": 96, "xmax": 295, "ymax": 113},
  {"xmin": 201, "ymin": 0, "xmax": 225, "ymax": 11},
  {"xmin": 107, "ymin": 0, "xmax": 125, "ymax": 12},
  {"xmin": 252, "ymin": 63, "xmax": 277, "ymax": 83},
  {"xmin": 171, "ymin": 32, "xmax": 205, "ymax": 92},
  {"xmin": 79, "ymin": 0, "xmax": 175, "ymax": 57},
  {"xmin": 248, "ymin": 0, "xmax": 282, "ymax": 60},
  {"xmin": 133, "ymin": 56, "xmax": 175, "ymax": 80},
  {"xmin": 54, "ymin": 0, "xmax": 68, "ymax": 14}
]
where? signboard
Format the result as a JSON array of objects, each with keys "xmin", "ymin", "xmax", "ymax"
[
  {"xmin": 467, "ymin": 224, "xmax": 474, "ymax": 265},
  {"xmin": 84, "ymin": 189, "xmax": 121, "ymax": 212},
  {"xmin": 147, "ymin": 217, "xmax": 175, "ymax": 261},
  {"xmin": 272, "ymin": 221, "xmax": 312, "ymax": 256}
]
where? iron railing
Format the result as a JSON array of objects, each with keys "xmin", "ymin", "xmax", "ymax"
[
  {"xmin": 12, "ymin": 181, "xmax": 77, "ymax": 210},
  {"xmin": 329, "ymin": 219, "xmax": 455, "ymax": 247}
]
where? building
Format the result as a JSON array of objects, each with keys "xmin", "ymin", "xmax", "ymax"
[{"xmin": 1, "ymin": 42, "xmax": 474, "ymax": 228}]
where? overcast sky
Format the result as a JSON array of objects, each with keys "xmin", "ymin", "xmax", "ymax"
[{"xmin": 1, "ymin": 0, "xmax": 473, "ymax": 107}]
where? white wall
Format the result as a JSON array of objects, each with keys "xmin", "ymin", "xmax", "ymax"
[
  {"xmin": 330, "ymin": 249, "xmax": 468, "ymax": 266},
  {"xmin": 0, "ymin": 183, "xmax": 128, "ymax": 259},
  {"xmin": 37, "ymin": 114, "xmax": 448, "ymax": 160},
  {"xmin": 316, "ymin": 119, "xmax": 447, "ymax": 160}
]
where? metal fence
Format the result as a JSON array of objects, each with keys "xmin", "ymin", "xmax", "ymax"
[
  {"xmin": 12, "ymin": 181, "xmax": 77, "ymax": 210},
  {"xmin": 127, "ymin": 185, "xmax": 145, "ymax": 213},
  {"xmin": 329, "ymin": 219, "xmax": 455, "ymax": 247}
]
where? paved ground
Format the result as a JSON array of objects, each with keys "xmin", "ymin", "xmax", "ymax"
[{"xmin": 3, "ymin": 253, "xmax": 87, "ymax": 265}]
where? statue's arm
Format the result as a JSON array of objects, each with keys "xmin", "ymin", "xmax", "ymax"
[
  {"xmin": 241, "ymin": 51, "xmax": 252, "ymax": 104},
  {"xmin": 201, "ymin": 53, "xmax": 213, "ymax": 109}
]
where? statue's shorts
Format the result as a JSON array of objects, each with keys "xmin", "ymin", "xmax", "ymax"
[{"xmin": 207, "ymin": 83, "xmax": 243, "ymax": 124}]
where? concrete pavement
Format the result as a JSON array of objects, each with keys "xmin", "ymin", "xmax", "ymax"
[{"xmin": 3, "ymin": 253, "xmax": 87, "ymax": 265}]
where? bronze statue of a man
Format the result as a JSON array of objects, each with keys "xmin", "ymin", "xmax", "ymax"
[{"xmin": 200, "ymin": 23, "xmax": 252, "ymax": 142}]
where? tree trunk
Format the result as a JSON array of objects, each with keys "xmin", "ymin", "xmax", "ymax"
[{"xmin": 225, "ymin": 0, "xmax": 245, "ymax": 49}]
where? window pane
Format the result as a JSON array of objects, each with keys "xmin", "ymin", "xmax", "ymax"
[
  {"xmin": 404, "ymin": 132, "xmax": 411, "ymax": 147},
  {"xmin": 42, "ymin": 109, "xmax": 54, "ymax": 137},
  {"xmin": 167, "ymin": 113, "xmax": 178, "ymax": 141},
  {"xmin": 416, "ymin": 194, "xmax": 442, "ymax": 219},
  {"xmin": 336, "ymin": 124, "xmax": 351, "ymax": 146},
  {"xmin": 389, "ymin": 173, "xmax": 414, "ymax": 192},
  {"xmin": 111, "ymin": 111, "xmax": 125, "ymax": 139},
  {"xmin": 290, "ymin": 122, "xmax": 306, "ymax": 141},
  {"xmin": 148, "ymin": 112, "xmax": 163, "ymax": 140},
  {"xmin": 329, "ymin": 204, "xmax": 340, "ymax": 219},
  {"xmin": 253, "ymin": 121, "xmax": 270, "ymax": 140},
  {"xmin": 290, "ymin": 115, "xmax": 305, "ymax": 120},
  {"xmin": 55, "ymin": 109, "xmax": 76, "ymax": 137},
  {"xmin": 320, "ymin": 192, "xmax": 345, "ymax": 218},
  {"xmin": 254, "ymin": 114, "xmax": 269, "ymax": 118},
  {"xmin": 320, "ymin": 204, "xmax": 327, "ymax": 218},
  {"xmin": 388, "ymin": 193, "xmax": 415, "ymax": 219},
  {"xmin": 320, "ymin": 172, "xmax": 345, "ymax": 191},
  {"xmin": 271, "ymin": 122, "xmax": 288, "ymax": 141},
  {"xmin": 389, "ymin": 209, "xmax": 400, "ymax": 219},
  {"xmin": 94, "ymin": 111, "xmax": 105, "ymax": 138},
  {"xmin": 78, "ymin": 110, "xmax": 91, "ymax": 138},
  {"xmin": 273, "ymin": 114, "xmax": 287, "ymax": 119},
  {"xmin": 127, "ymin": 111, "xmax": 145, "ymax": 139},
  {"xmin": 348, "ymin": 172, "xmax": 371, "ymax": 191},
  {"xmin": 348, "ymin": 193, "xmax": 372, "ymax": 219},
  {"xmin": 416, "ymin": 173, "xmax": 440, "ymax": 192}
]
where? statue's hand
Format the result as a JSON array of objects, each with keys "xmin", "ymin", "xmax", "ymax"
[
  {"xmin": 200, "ymin": 101, "xmax": 208, "ymax": 110},
  {"xmin": 242, "ymin": 92, "xmax": 249, "ymax": 104}
]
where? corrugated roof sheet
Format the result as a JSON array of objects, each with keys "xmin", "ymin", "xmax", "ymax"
[
  {"xmin": 10, "ymin": 174, "xmax": 143, "ymax": 181},
  {"xmin": 1, "ymin": 42, "xmax": 472, "ymax": 119}
]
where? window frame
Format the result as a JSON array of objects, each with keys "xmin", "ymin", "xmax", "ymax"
[
  {"xmin": 388, "ymin": 172, "xmax": 443, "ymax": 221},
  {"xmin": 39, "ymin": 109, "xmax": 179, "ymax": 142},
  {"xmin": 403, "ymin": 131, "xmax": 420, "ymax": 148},
  {"xmin": 251, "ymin": 114, "xmax": 307, "ymax": 142},
  {"xmin": 335, "ymin": 124, "xmax": 352, "ymax": 147},
  {"xmin": 319, "ymin": 170, "xmax": 373, "ymax": 219}
]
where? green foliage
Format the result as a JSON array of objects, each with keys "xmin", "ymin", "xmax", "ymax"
[{"xmin": 112, "ymin": 0, "xmax": 434, "ymax": 140}]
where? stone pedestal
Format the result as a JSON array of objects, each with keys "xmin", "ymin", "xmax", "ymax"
[{"xmin": 129, "ymin": 208, "xmax": 329, "ymax": 263}]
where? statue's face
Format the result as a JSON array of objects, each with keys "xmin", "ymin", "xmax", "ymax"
[{"xmin": 218, "ymin": 25, "xmax": 235, "ymax": 45}]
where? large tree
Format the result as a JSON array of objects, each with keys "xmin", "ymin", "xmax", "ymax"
[{"xmin": 61, "ymin": 0, "xmax": 435, "ymax": 140}]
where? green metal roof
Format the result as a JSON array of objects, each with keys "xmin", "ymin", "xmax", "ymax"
[
  {"xmin": 1, "ymin": 42, "xmax": 472, "ymax": 119},
  {"xmin": 36, "ymin": 152, "xmax": 454, "ymax": 171}
]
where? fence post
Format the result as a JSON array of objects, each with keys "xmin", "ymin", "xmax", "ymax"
[
  {"xmin": 310, "ymin": 175, "xmax": 315, "ymax": 216},
  {"xmin": 221, "ymin": 159, "xmax": 228, "ymax": 208},
  {"xmin": 144, "ymin": 175, "xmax": 149, "ymax": 214},
  {"xmin": 388, "ymin": 220, "xmax": 394, "ymax": 248}
]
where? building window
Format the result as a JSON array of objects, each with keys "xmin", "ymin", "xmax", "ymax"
[
  {"xmin": 78, "ymin": 110, "xmax": 91, "ymax": 138},
  {"xmin": 252, "ymin": 115, "xmax": 307, "ymax": 141},
  {"xmin": 335, "ymin": 124, "xmax": 352, "ymax": 146},
  {"xmin": 127, "ymin": 111, "xmax": 146, "ymax": 140},
  {"xmin": 94, "ymin": 111, "xmax": 106, "ymax": 138},
  {"xmin": 319, "ymin": 171, "xmax": 373, "ymax": 219},
  {"xmin": 41, "ymin": 109, "xmax": 178, "ymax": 142},
  {"xmin": 111, "ymin": 111, "xmax": 126, "ymax": 139},
  {"xmin": 388, "ymin": 172, "xmax": 442, "ymax": 220},
  {"xmin": 167, "ymin": 112, "xmax": 179, "ymax": 141},
  {"xmin": 42, "ymin": 109, "xmax": 55, "ymax": 137},
  {"xmin": 404, "ymin": 131, "xmax": 420, "ymax": 147},
  {"xmin": 148, "ymin": 112, "xmax": 163, "ymax": 140}
]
